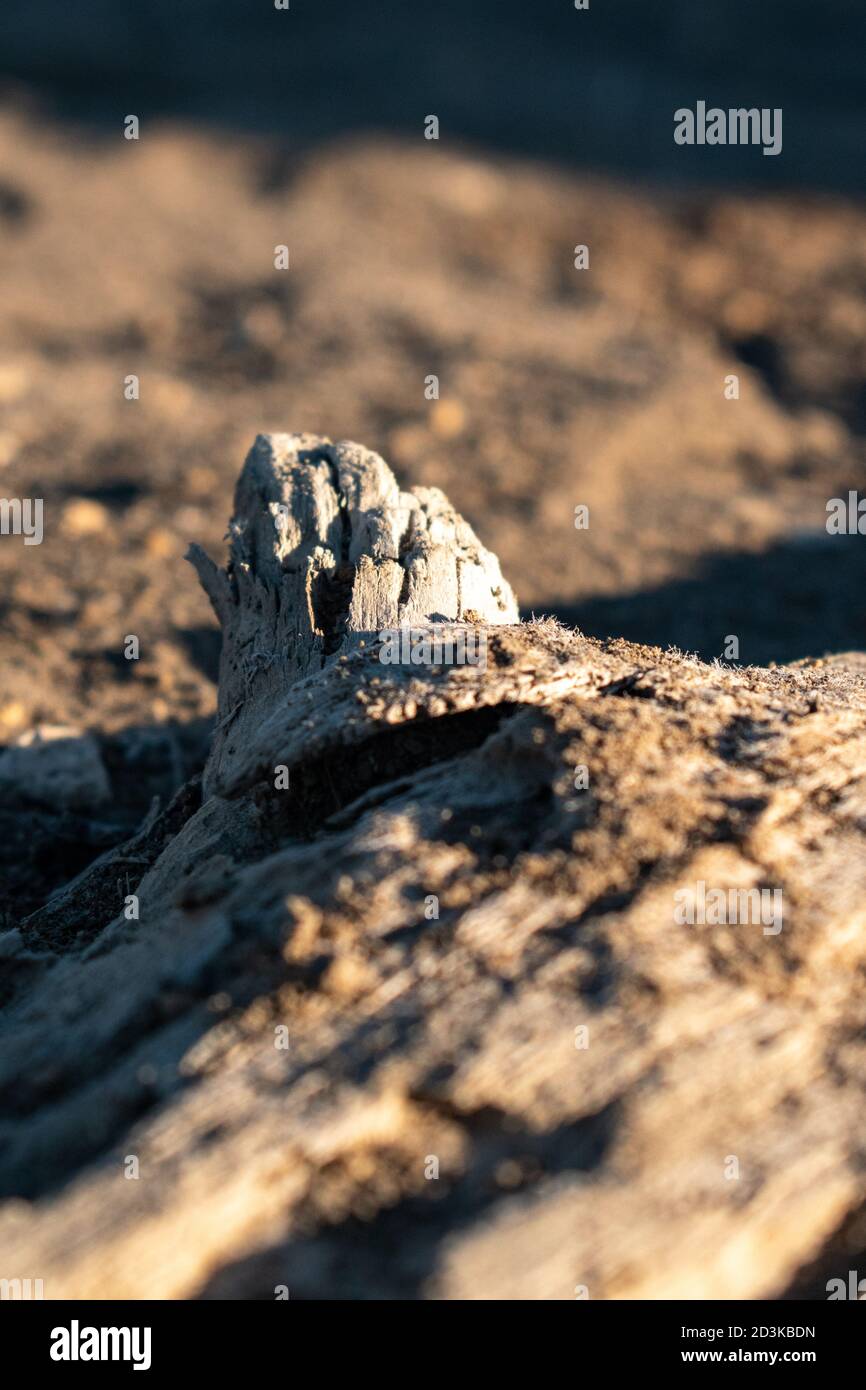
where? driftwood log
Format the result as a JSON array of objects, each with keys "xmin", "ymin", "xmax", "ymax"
[{"xmin": 2, "ymin": 434, "xmax": 866, "ymax": 1300}]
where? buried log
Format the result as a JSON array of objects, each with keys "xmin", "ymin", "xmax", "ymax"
[{"xmin": 3, "ymin": 435, "xmax": 866, "ymax": 1299}]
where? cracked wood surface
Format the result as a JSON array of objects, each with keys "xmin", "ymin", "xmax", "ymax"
[{"xmin": 2, "ymin": 439, "xmax": 866, "ymax": 1300}]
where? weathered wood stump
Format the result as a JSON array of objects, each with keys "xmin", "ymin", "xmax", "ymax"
[
  {"xmin": 3, "ymin": 435, "xmax": 866, "ymax": 1300},
  {"xmin": 188, "ymin": 434, "xmax": 518, "ymax": 797}
]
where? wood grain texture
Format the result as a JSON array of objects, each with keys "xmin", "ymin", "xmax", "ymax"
[{"xmin": 3, "ymin": 440, "xmax": 866, "ymax": 1300}]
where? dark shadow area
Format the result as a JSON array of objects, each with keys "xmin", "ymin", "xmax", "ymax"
[
  {"xmin": 781, "ymin": 1200, "xmax": 866, "ymax": 1300},
  {"xmin": 724, "ymin": 330, "xmax": 866, "ymax": 437},
  {"xmin": 252, "ymin": 702, "xmax": 519, "ymax": 841},
  {"xmin": 56, "ymin": 476, "xmax": 145, "ymax": 512},
  {"xmin": 1, "ymin": 0, "xmax": 865, "ymax": 195},
  {"xmin": 544, "ymin": 532, "xmax": 866, "ymax": 665},
  {"xmin": 0, "ymin": 715, "xmax": 212, "ymax": 931},
  {"xmin": 195, "ymin": 1098, "xmax": 620, "ymax": 1299},
  {"xmin": 177, "ymin": 625, "xmax": 222, "ymax": 684}
]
